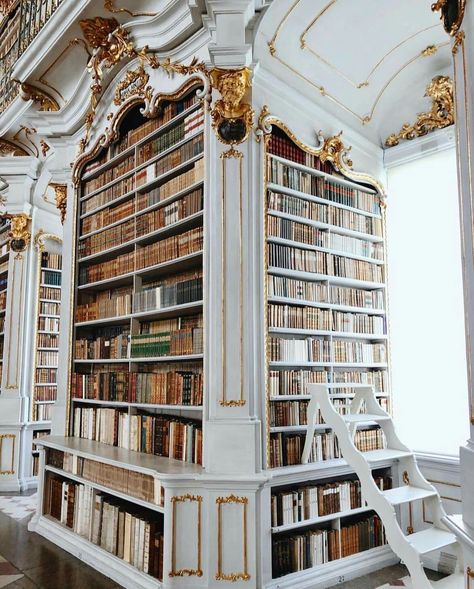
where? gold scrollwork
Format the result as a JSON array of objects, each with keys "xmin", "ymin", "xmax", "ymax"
[
  {"xmin": 40, "ymin": 140, "xmax": 50, "ymax": 158},
  {"xmin": 210, "ymin": 68, "xmax": 254, "ymax": 145},
  {"xmin": 19, "ymin": 82, "xmax": 60, "ymax": 111},
  {"xmin": 452, "ymin": 30, "xmax": 465, "ymax": 55},
  {"xmin": 385, "ymin": 75, "xmax": 454, "ymax": 147},
  {"xmin": 432, "ymin": 0, "xmax": 466, "ymax": 36},
  {"xmin": 104, "ymin": 0, "xmax": 158, "ymax": 17},
  {"xmin": 318, "ymin": 131, "xmax": 353, "ymax": 169},
  {"xmin": 34, "ymin": 230, "xmax": 62, "ymax": 252},
  {"xmin": 3, "ymin": 213, "xmax": 31, "ymax": 253},
  {"xmin": 216, "ymin": 495, "xmax": 250, "ymax": 582},
  {"xmin": 0, "ymin": 434, "xmax": 16, "ymax": 475},
  {"xmin": 169, "ymin": 494, "xmax": 203, "ymax": 577},
  {"xmin": 0, "ymin": 138, "xmax": 28, "ymax": 157},
  {"xmin": 12, "ymin": 126, "xmax": 38, "ymax": 157},
  {"xmin": 467, "ymin": 566, "xmax": 474, "ymax": 588},
  {"xmin": 114, "ymin": 65, "xmax": 151, "ymax": 106},
  {"xmin": 48, "ymin": 183, "xmax": 67, "ymax": 224}
]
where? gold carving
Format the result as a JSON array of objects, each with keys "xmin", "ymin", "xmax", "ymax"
[
  {"xmin": 0, "ymin": 434, "xmax": 16, "ymax": 475},
  {"xmin": 12, "ymin": 126, "xmax": 38, "ymax": 157},
  {"xmin": 421, "ymin": 45, "xmax": 438, "ymax": 57},
  {"xmin": 0, "ymin": 139, "xmax": 28, "ymax": 156},
  {"xmin": 216, "ymin": 495, "xmax": 250, "ymax": 582},
  {"xmin": 104, "ymin": 0, "xmax": 157, "ymax": 17},
  {"xmin": 452, "ymin": 30, "xmax": 465, "ymax": 55},
  {"xmin": 34, "ymin": 230, "xmax": 62, "ymax": 252},
  {"xmin": 209, "ymin": 68, "xmax": 254, "ymax": 145},
  {"xmin": 432, "ymin": 0, "xmax": 466, "ymax": 36},
  {"xmin": 4, "ymin": 213, "xmax": 31, "ymax": 252},
  {"xmin": 114, "ymin": 65, "xmax": 151, "ymax": 106},
  {"xmin": 319, "ymin": 131, "xmax": 353, "ymax": 169},
  {"xmin": 402, "ymin": 471, "xmax": 410, "ymax": 485},
  {"xmin": 49, "ymin": 183, "xmax": 67, "ymax": 224},
  {"xmin": 385, "ymin": 75, "xmax": 454, "ymax": 147},
  {"xmin": 19, "ymin": 83, "xmax": 60, "ymax": 111},
  {"xmin": 169, "ymin": 494, "xmax": 203, "ymax": 577},
  {"xmin": 40, "ymin": 140, "xmax": 50, "ymax": 158},
  {"xmin": 467, "ymin": 566, "xmax": 474, "ymax": 588}
]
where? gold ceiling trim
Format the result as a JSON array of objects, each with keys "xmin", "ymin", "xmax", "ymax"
[
  {"xmin": 104, "ymin": 0, "xmax": 158, "ymax": 17},
  {"xmin": 385, "ymin": 75, "xmax": 454, "ymax": 147},
  {"xmin": 19, "ymin": 82, "xmax": 60, "ymax": 111},
  {"xmin": 0, "ymin": 138, "xmax": 28, "ymax": 156},
  {"xmin": 257, "ymin": 106, "xmax": 387, "ymax": 197},
  {"xmin": 268, "ymin": 0, "xmax": 302, "ymax": 55}
]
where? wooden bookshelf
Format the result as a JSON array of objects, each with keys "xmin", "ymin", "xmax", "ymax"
[{"xmin": 0, "ymin": 218, "xmax": 10, "ymax": 390}]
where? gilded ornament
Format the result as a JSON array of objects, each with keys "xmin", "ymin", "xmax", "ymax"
[
  {"xmin": 34, "ymin": 230, "xmax": 62, "ymax": 252},
  {"xmin": 114, "ymin": 65, "xmax": 151, "ymax": 106},
  {"xmin": 49, "ymin": 183, "xmax": 67, "ymax": 224},
  {"xmin": 40, "ymin": 140, "xmax": 50, "ymax": 157},
  {"xmin": 104, "ymin": 0, "xmax": 157, "ymax": 17},
  {"xmin": 318, "ymin": 131, "xmax": 353, "ymax": 169},
  {"xmin": 19, "ymin": 83, "xmax": 60, "ymax": 111},
  {"xmin": 3, "ymin": 213, "xmax": 31, "ymax": 253},
  {"xmin": 421, "ymin": 45, "xmax": 438, "ymax": 57},
  {"xmin": 209, "ymin": 68, "xmax": 254, "ymax": 145},
  {"xmin": 452, "ymin": 30, "xmax": 465, "ymax": 55},
  {"xmin": 385, "ymin": 75, "xmax": 454, "ymax": 147},
  {"xmin": 12, "ymin": 126, "xmax": 38, "ymax": 157},
  {"xmin": 432, "ymin": 0, "xmax": 466, "ymax": 36},
  {"xmin": 0, "ymin": 138, "xmax": 28, "ymax": 156}
]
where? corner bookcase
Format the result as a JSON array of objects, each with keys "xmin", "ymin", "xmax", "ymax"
[{"xmin": 0, "ymin": 218, "xmax": 10, "ymax": 388}]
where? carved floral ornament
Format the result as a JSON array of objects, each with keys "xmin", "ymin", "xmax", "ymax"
[
  {"xmin": 49, "ymin": 183, "xmax": 67, "ymax": 224},
  {"xmin": 2, "ymin": 213, "xmax": 31, "ymax": 253},
  {"xmin": 432, "ymin": 0, "xmax": 466, "ymax": 36},
  {"xmin": 0, "ymin": 138, "xmax": 28, "ymax": 157},
  {"xmin": 385, "ymin": 75, "xmax": 454, "ymax": 147}
]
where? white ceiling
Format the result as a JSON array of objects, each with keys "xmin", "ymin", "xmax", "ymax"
[{"xmin": 254, "ymin": 0, "xmax": 453, "ymax": 147}]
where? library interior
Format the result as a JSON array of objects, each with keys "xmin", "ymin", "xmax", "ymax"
[{"xmin": 0, "ymin": 1, "xmax": 473, "ymax": 588}]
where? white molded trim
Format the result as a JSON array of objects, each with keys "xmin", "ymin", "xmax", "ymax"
[{"xmin": 383, "ymin": 127, "xmax": 456, "ymax": 168}]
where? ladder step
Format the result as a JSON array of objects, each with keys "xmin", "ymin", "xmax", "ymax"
[
  {"xmin": 431, "ymin": 572, "xmax": 464, "ymax": 588},
  {"xmin": 407, "ymin": 528, "xmax": 457, "ymax": 554},
  {"xmin": 382, "ymin": 485, "xmax": 438, "ymax": 505},
  {"xmin": 363, "ymin": 448, "xmax": 413, "ymax": 462},
  {"xmin": 343, "ymin": 413, "xmax": 391, "ymax": 423}
]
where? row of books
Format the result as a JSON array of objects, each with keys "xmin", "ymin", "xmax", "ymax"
[
  {"xmin": 0, "ymin": 289, "xmax": 6, "ymax": 311},
  {"xmin": 79, "ymin": 217, "xmax": 134, "ymax": 259},
  {"xmin": 36, "ymin": 350, "xmax": 58, "ymax": 366},
  {"xmin": 76, "ymin": 286, "xmax": 131, "ymax": 322},
  {"xmin": 38, "ymin": 316, "xmax": 59, "ymax": 332},
  {"xmin": 268, "ymin": 304, "xmax": 386, "ymax": 334},
  {"xmin": 133, "ymin": 271, "xmax": 202, "ymax": 314},
  {"xmin": 82, "ymin": 174, "xmax": 135, "ymax": 216},
  {"xmin": 40, "ymin": 285, "xmax": 61, "ymax": 301},
  {"xmin": 39, "ymin": 301, "xmax": 60, "ymax": 316},
  {"xmin": 270, "ymin": 397, "xmax": 389, "ymax": 427},
  {"xmin": 78, "ymin": 249, "xmax": 134, "ymax": 286},
  {"xmin": 130, "ymin": 316, "xmax": 204, "ymax": 358},
  {"xmin": 75, "ymin": 326, "xmax": 130, "ymax": 360},
  {"xmin": 271, "ymin": 474, "xmax": 392, "ymax": 526},
  {"xmin": 72, "ymin": 365, "xmax": 203, "ymax": 406},
  {"xmin": 47, "ymin": 476, "xmax": 164, "ymax": 579},
  {"xmin": 73, "ymin": 407, "xmax": 203, "ymax": 464},
  {"xmin": 36, "ymin": 333, "xmax": 59, "ymax": 349},
  {"xmin": 267, "ymin": 216, "xmax": 384, "ymax": 260},
  {"xmin": 48, "ymin": 449, "xmax": 162, "ymax": 506},
  {"xmin": 269, "ymin": 337, "xmax": 387, "ymax": 363},
  {"xmin": 136, "ymin": 109, "xmax": 203, "ymax": 167},
  {"xmin": 83, "ymin": 154, "xmax": 135, "ymax": 197},
  {"xmin": 269, "ymin": 275, "xmax": 385, "ymax": 311},
  {"xmin": 270, "ymin": 427, "xmax": 384, "ymax": 468},
  {"xmin": 268, "ymin": 158, "xmax": 381, "ymax": 216},
  {"xmin": 36, "ymin": 367, "xmax": 57, "ymax": 383},
  {"xmin": 34, "ymin": 385, "xmax": 57, "ymax": 401},
  {"xmin": 35, "ymin": 403, "xmax": 52, "ymax": 421},
  {"xmin": 41, "ymin": 269, "xmax": 61, "ymax": 287},
  {"xmin": 0, "ymin": 240, "xmax": 9, "ymax": 257},
  {"xmin": 0, "ymin": 261, "xmax": 8, "ymax": 277},
  {"xmin": 136, "ymin": 133, "xmax": 203, "ymax": 191},
  {"xmin": 268, "ymin": 244, "xmax": 384, "ymax": 283},
  {"xmin": 272, "ymin": 514, "xmax": 386, "ymax": 578},
  {"xmin": 0, "ymin": 316, "xmax": 4, "ymax": 333},
  {"xmin": 81, "ymin": 197, "xmax": 134, "ymax": 236},
  {"xmin": 268, "ymin": 369, "xmax": 387, "ymax": 397},
  {"xmin": 268, "ymin": 131, "xmax": 333, "ymax": 175},
  {"xmin": 41, "ymin": 252, "xmax": 62, "ymax": 270},
  {"xmin": 135, "ymin": 226, "xmax": 203, "ymax": 271},
  {"xmin": 268, "ymin": 192, "xmax": 383, "ymax": 237}
]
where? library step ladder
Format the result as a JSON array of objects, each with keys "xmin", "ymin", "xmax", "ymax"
[{"xmin": 301, "ymin": 384, "xmax": 463, "ymax": 589}]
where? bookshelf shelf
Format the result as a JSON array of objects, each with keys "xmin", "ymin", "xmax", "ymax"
[
  {"xmin": 271, "ymin": 505, "xmax": 373, "ymax": 534},
  {"xmin": 268, "ymin": 296, "xmax": 385, "ymax": 316},
  {"xmin": 268, "ymin": 327, "xmax": 388, "ymax": 340},
  {"xmin": 71, "ymin": 398, "xmax": 203, "ymax": 411}
]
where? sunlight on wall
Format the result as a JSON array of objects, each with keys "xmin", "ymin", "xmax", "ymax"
[{"xmin": 386, "ymin": 147, "xmax": 469, "ymax": 456}]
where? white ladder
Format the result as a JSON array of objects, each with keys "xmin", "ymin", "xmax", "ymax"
[{"xmin": 302, "ymin": 384, "xmax": 463, "ymax": 588}]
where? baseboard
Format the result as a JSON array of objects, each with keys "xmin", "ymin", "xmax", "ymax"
[
  {"xmin": 0, "ymin": 479, "xmax": 21, "ymax": 492},
  {"xmin": 32, "ymin": 515, "xmax": 161, "ymax": 589},
  {"xmin": 19, "ymin": 476, "xmax": 38, "ymax": 492},
  {"xmin": 265, "ymin": 545, "xmax": 399, "ymax": 589}
]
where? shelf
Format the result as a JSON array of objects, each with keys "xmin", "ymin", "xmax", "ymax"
[
  {"xmin": 79, "ymin": 180, "xmax": 204, "ymax": 241},
  {"xmin": 37, "ymin": 330, "xmax": 59, "ymax": 335},
  {"xmin": 268, "ymin": 296, "xmax": 386, "ymax": 316},
  {"xmin": 36, "ymin": 365, "xmax": 58, "ymax": 369},
  {"xmin": 268, "ymin": 208, "xmax": 383, "ymax": 243},
  {"xmin": 45, "ymin": 465, "xmax": 164, "ymax": 514},
  {"xmin": 75, "ymin": 301, "xmax": 203, "ymax": 328},
  {"xmin": 35, "ymin": 383, "xmax": 57, "ymax": 387},
  {"xmin": 82, "ymin": 101, "xmax": 202, "ymax": 182},
  {"xmin": 271, "ymin": 505, "xmax": 373, "ymax": 533},
  {"xmin": 268, "ymin": 266, "xmax": 385, "ymax": 290},
  {"xmin": 269, "ymin": 361, "xmax": 388, "ymax": 368},
  {"xmin": 78, "ymin": 210, "xmax": 203, "ymax": 264},
  {"xmin": 39, "ymin": 298, "xmax": 61, "ymax": 303},
  {"xmin": 268, "ymin": 327, "xmax": 388, "ymax": 341},
  {"xmin": 39, "ymin": 314, "xmax": 60, "ymax": 319},
  {"xmin": 269, "ymin": 393, "xmax": 389, "ymax": 401},
  {"xmin": 267, "ymin": 235, "xmax": 385, "ymax": 265},
  {"xmin": 37, "ymin": 347, "xmax": 59, "ymax": 351},
  {"xmin": 41, "ymin": 267, "xmax": 61, "ymax": 273},
  {"xmin": 71, "ymin": 398, "xmax": 203, "ymax": 411},
  {"xmin": 74, "ymin": 354, "xmax": 204, "ymax": 364},
  {"xmin": 36, "ymin": 435, "xmax": 204, "ymax": 479},
  {"xmin": 267, "ymin": 180, "xmax": 381, "ymax": 219},
  {"xmin": 269, "ymin": 154, "xmax": 378, "ymax": 196},
  {"xmin": 35, "ymin": 400, "xmax": 56, "ymax": 405},
  {"xmin": 40, "ymin": 284, "xmax": 61, "ymax": 289}
]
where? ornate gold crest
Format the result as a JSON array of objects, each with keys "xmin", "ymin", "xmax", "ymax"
[
  {"xmin": 114, "ymin": 66, "xmax": 151, "ymax": 106},
  {"xmin": 19, "ymin": 83, "xmax": 60, "ymax": 112},
  {"xmin": 49, "ymin": 183, "xmax": 67, "ymax": 224},
  {"xmin": 432, "ymin": 0, "xmax": 466, "ymax": 36},
  {"xmin": 209, "ymin": 68, "xmax": 254, "ymax": 145},
  {"xmin": 385, "ymin": 75, "xmax": 454, "ymax": 147},
  {"xmin": 3, "ymin": 213, "xmax": 31, "ymax": 253},
  {"xmin": 319, "ymin": 131, "xmax": 353, "ymax": 169}
]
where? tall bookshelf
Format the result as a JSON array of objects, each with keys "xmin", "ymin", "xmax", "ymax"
[
  {"xmin": 0, "ymin": 218, "xmax": 10, "ymax": 389},
  {"xmin": 263, "ymin": 124, "xmax": 393, "ymax": 582}
]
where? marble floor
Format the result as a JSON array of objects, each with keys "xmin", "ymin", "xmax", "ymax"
[{"xmin": 329, "ymin": 564, "xmax": 445, "ymax": 589}]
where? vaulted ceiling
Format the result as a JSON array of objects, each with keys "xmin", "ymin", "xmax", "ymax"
[{"xmin": 254, "ymin": 0, "xmax": 453, "ymax": 147}]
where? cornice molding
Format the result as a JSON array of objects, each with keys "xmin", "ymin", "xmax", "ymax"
[{"xmin": 383, "ymin": 125, "xmax": 455, "ymax": 168}]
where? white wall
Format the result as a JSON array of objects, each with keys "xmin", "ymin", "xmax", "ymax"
[{"xmin": 386, "ymin": 147, "xmax": 469, "ymax": 456}]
